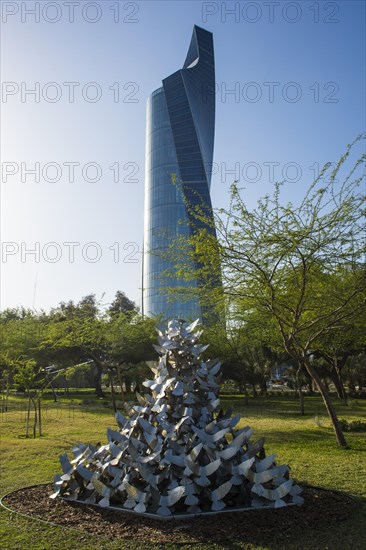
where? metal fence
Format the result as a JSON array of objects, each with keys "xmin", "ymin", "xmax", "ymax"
[{"xmin": 1, "ymin": 399, "xmax": 327, "ymax": 424}]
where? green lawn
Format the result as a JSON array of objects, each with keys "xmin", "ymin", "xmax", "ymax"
[{"xmin": 1, "ymin": 392, "xmax": 366, "ymax": 549}]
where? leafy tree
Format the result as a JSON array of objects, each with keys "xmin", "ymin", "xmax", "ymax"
[
  {"xmin": 13, "ymin": 360, "xmax": 63, "ymax": 438},
  {"xmin": 108, "ymin": 314, "xmax": 157, "ymax": 405},
  {"xmin": 108, "ymin": 290, "xmax": 137, "ymax": 317},
  {"xmin": 169, "ymin": 136, "xmax": 366, "ymax": 447},
  {"xmin": 0, "ymin": 306, "xmax": 35, "ymax": 322},
  {"xmin": 0, "ymin": 312, "xmax": 51, "ymax": 395},
  {"xmin": 44, "ymin": 312, "xmax": 108, "ymax": 397},
  {"xmin": 0, "ymin": 292, "xmax": 158, "ymax": 411},
  {"xmin": 312, "ymin": 294, "xmax": 366, "ymax": 403},
  {"xmin": 43, "ymin": 294, "xmax": 111, "ymax": 396},
  {"xmin": 43, "ymin": 294, "xmax": 157, "ymax": 402},
  {"xmin": 201, "ymin": 312, "xmax": 284, "ymax": 403},
  {"xmin": 14, "ymin": 359, "xmax": 40, "ymax": 437},
  {"xmin": 0, "ymin": 351, "xmax": 17, "ymax": 412},
  {"xmin": 344, "ymin": 352, "xmax": 366, "ymax": 394}
]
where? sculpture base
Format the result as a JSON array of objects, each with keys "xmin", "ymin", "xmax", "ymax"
[{"xmin": 61, "ymin": 495, "xmax": 299, "ymax": 520}]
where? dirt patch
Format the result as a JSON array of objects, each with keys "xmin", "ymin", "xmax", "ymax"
[{"xmin": 2, "ymin": 484, "xmax": 358, "ymax": 545}]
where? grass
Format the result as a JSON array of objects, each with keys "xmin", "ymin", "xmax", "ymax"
[{"xmin": 1, "ymin": 391, "xmax": 366, "ymax": 549}]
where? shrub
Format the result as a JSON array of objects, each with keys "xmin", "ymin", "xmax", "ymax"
[{"xmin": 339, "ymin": 418, "xmax": 366, "ymax": 432}]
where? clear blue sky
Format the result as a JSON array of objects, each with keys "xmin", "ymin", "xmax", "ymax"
[{"xmin": 1, "ymin": 0, "xmax": 365, "ymax": 312}]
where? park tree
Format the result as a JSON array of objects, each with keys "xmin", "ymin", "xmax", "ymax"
[
  {"xmin": 0, "ymin": 311, "xmax": 53, "ymax": 396},
  {"xmin": 107, "ymin": 313, "xmax": 157, "ymax": 405},
  {"xmin": 197, "ymin": 303, "xmax": 285, "ymax": 402},
  {"xmin": 197, "ymin": 322, "xmax": 253, "ymax": 397},
  {"xmin": 44, "ymin": 302, "xmax": 110, "ymax": 397},
  {"xmin": 0, "ymin": 292, "xmax": 155, "ymax": 402},
  {"xmin": 0, "ymin": 306, "xmax": 35, "ymax": 322},
  {"xmin": 78, "ymin": 294, "xmax": 99, "ymax": 318},
  {"xmin": 344, "ymin": 352, "xmax": 366, "ymax": 393},
  {"xmin": 312, "ymin": 289, "xmax": 366, "ymax": 403},
  {"xmin": 107, "ymin": 290, "xmax": 137, "ymax": 317},
  {"xmin": 0, "ymin": 311, "xmax": 68, "ymax": 432},
  {"xmin": 0, "ymin": 351, "xmax": 17, "ymax": 412},
  {"xmin": 13, "ymin": 360, "xmax": 64, "ymax": 438},
  {"xmin": 43, "ymin": 293, "xmax": 157, "ymax": 402},
  {"xmin": 169, "ymin": 136, "xmax": 366, "ymax": 447}
]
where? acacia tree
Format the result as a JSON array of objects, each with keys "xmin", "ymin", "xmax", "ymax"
[
  {"xmin": 108, "ymin": 314, "xmax": 157, "ymax": 397},
  {"xmin": 312, "ymin": 304, "xmax": 366, "ymax": 403},
  {"xmin": 14, "ymin": 361, "xmax": 64, "ymax": 438},
  {"xmin": 170, "ymin": 136, "xmax": 365, "ymax": 447},
  {"xmin": 0, "ymin": 311, "xmax": 54, "ymax": 415},
  {"xmin": 200, "ymin": 322, "xmax": 257, "ymax": 401},
  {"xmin": 44, "ymin": 297, "xmax": 108, "ymax": 397},
  {"xmin": 44, "ymin": 298, "xmax": 157, "ymax": 405}
]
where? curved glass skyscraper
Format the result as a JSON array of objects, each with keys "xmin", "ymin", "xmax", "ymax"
[{"xmin": 143, "ymin": 25, "xmax": 218, "ymax": 322}]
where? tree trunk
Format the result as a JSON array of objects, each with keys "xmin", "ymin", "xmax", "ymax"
[
  {"xmin": 38, "ymin": 399, "xmax": 42, "ymax": 436},
  {"xmin": 50, "ymin": 382, "xmax": 57, "ymax": 402},
  {"xmin": 93, "ymin": 362, "xmax": 104, "ymax": 398},
  {"xmin": 304, "ymin": 370, "xmax": 314, "ymax": 394},
  {"xmin": 296, "ymin": 366, "xmax": 305, "ymax": 416},
  {"xmin": 135, "ymin": 379, "xmax": 142, "ymax": 394},
  {"xmin": 251, "ymin": 384, "xmax": 258, "ymax": 397},
  {"xmin": 303, "ymin": 359, "xmax": 348, "ymax": 448},
  {"xmin": 5, "ymin": 380, "xmax": 10, "ymax": 412},
  {"xmin": 329, "ymin": 369, "xmax": 343, "ymax": 399},
  {"xmin": 125, "ymin": 375, "xmax": 132, "ymax": 395},
  {"xmin": 32, "ymin": 399, "xmax": 37, "ymax": 439},
  {"xmin": 259, "ymin": 381, "xmax": 267, "ymax": 396},
  {"xmin": 117, "ymin": 365, "xmax": 125, "ymax": 399},
  {"xmin": 26, "ymin": 394, "xmax": 31, "ymax": 438},
  {"xmin": 240, "ymin": 383, "xmax": 249, "ymax": 406},
  {"xmin": 348, "ymin": 377, "xmax": 356, "ymax": 393},
  {"xmin": 109, "ymin": 371, "xmax": 117, "ymax": 413},
  {"xmin": 329, "ymin": 368, "xmax": 348, "ymax": 404},
  {"xmin": 64, "ymin": 377, "xmax": 70, "ymax": 397},
  {"xmin": 336, "ymin": 367, "xmax": 348, "ymax": 405}
]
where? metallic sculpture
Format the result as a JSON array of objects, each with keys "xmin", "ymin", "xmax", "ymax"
[{"xmin": 52, "ymin": 319, "xmax": 303, "ymax": 516}]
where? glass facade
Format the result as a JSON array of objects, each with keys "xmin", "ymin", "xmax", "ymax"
[{"xmin": 143, "ymin": 26, "xmax": 218, "ymax": 322}]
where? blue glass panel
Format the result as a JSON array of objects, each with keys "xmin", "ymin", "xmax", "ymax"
[{"xmin": 143, "ymin": 26, "xmax": 221, "ymax": 323}]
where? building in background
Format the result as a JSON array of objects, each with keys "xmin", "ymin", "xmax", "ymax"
[{"xmin": 143, "ymin": 25, "xmax": 219, "ymax": 322}]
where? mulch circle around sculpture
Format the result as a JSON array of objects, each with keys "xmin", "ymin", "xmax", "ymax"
[{"xmin": 2, "ymin": 484, "xmax": 358, "ymax": 545}]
